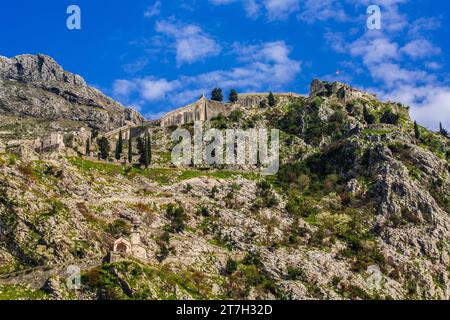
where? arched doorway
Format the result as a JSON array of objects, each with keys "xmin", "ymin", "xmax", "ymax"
[
  {"xmin": 116, "ymin": 242, "xmax": 128, "ymax": 253},
  {"xmin": 113, "ymin": 238, "xmax": 131, "ymax": 254}
]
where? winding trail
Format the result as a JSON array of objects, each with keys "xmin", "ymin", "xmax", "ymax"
[{"xmin": 0, "ymin": 255, "xmax": 104, "ymax": 289}]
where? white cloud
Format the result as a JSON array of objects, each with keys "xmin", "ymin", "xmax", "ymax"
[
  {"xmin": 144, "ymin": 1, "xmax": 161, "ymax": 17},
  {"xmin": 243, "ymin": 0, "xmax": 262, "ymax": 17},
  {"xmin": 408, "ymin": 16, "xmax": 441, "ymax": 37},
  {"xmin": 113, "ymin": 77, "xmax": 180, "ymax": 102},
  {"xmin": 400, "ymin": 39, "xmax": 441, "ymax": 59},
  {"xmin": 209, "ymin": 0, "xmax": 300, "ymax": 20},
  {"xmin": 155, "ymin": 20, "xmax": 221, "ymax": 65},
  {"xmin": 298, "ymin": 0, "xmax": 348, "ymax": 24},
  {"xmin": 349, "ymin": 36, "xmax": 399, "ymax": 64},
  {"xmin": 369, "ymin": 63, "xmax": 433, "ymax": 87},
  {"xmin": 144, "ymin": 111, "xmax": 167, "ymax": 120},
  {"xmin": 122, "ymin": 58, "xmax": 149, "ymax": 73},
  {"xmin": 323, "ymin": 1, "xmax": 448, "ymax": 130},
  {"xmin": 139, "ymin": 78, "xmax": 180, "ymax": 101},
  {"xmin": 113, "ymin": 80, "xmax": 137, "ymax": 96},
  {"xmin": 113, "ymin": 41, "xmax": 301, "ymax": 110},
  {"xmin": 425, "ymin": 61, "xmax": 442, "ymax": 71},
  {"xmin": 263, "ymin": 0, "xmax": 300, "ymax": 20},
  {"xmin": 385, "ymin": 84, "xmax": 450, "ymax": 130}
]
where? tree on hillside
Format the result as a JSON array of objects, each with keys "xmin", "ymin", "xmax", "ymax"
[
  {"xmin": 114, "ymin": 140, "xmax": 120, "ymax": 160},
  {"xmin": 97, "ymin": 137, "xmax": 110, "ymax": 160},
  {"xmin": 268, "ymin": 91, "xmax": 276, "ymax": 107},
  {"xmin": 363, "ymin": 105, "xmax": 376, "ymax": 124},
  {"xmin": 414, "ymin": 121, "xmax": 421, "ymax": 140},
  {"xmin": 85, "ymin": 138, "xmax": 90, "ymax": 157},
  {"xmin": 229, "ymin": 89, "xmax": 238, "ymax": 103},
  {"xmin": 380, "ymin": 110, "xmax": 400, "ymax": 125},
  {"xmin": 115, "ymin": 131, "xmax": 124, "ymax": 161},
  {"xmin": 137, "ymin": 137, "xmax": 145, "ymax": 167},
  {"xmin": 211, "ymin": 88, "xmax": 223, "ymax": 102},
  {"xmin": 118, "ymin": 131, "xmax": 123, "ymax": 155},
  {"xmin": 439, "ymin": 122, "xmax": 449, "ymax": 137},
  {"xmin": 128, "ymin": 138, "xmax": 133, "ymax": 164},
  {"xmin": 136, "ymin": 132, "xmax": 151, "ymax": 168},
  {"xmin": 145, "ymin": 132, "xmax": 152, "ymax": 168},
  {"xmin": 91, "ymin": 130, "xmax": 99, "ymax": 140}
]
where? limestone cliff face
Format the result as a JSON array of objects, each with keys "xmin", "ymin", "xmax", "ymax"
[
  {"xmin": 0, "ymin": 54, "xmax": 86, "ymax": 86},
  {"xmin": 0, "ymin": 54, "xmax": 145, "ymax": 131}
]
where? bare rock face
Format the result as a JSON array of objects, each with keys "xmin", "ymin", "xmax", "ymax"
[
  {"xmin": 0, "ymin": 54, "xmax": 85, "ymax": 86},
  {"xmin": 0, "ymin": 54, "xmax": 145, "ymax": 131},
  {"xmin": 309, "ymin": 79, "xmax": 377, "ymax": 102}
]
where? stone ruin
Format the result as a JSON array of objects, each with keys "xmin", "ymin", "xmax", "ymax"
[
  {"xmin": 159, "ymin": 92, "xmax": 305, "ymax": 128},
  {"xmin": 32, "ymin": 133, "xmax": 65, "ymax": 153},
  {"xmin": 2, "ymin": 121, "xmax": 155, "ymax": 161},
  {"xmin": 310, "ymin": 79, "xmax": 377, "ymax": 103},
  {"xmin": 3, "ymin": 128, "xmax": 89, "ymax": 159},
  {"xmin": 160, "ymin": 95, "xmax": 240, "ymax": 127}
]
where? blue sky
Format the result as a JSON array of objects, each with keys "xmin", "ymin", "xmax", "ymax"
[{"xmin": 0, "ymin": 0, "xmax": 449, "ymax": 129}]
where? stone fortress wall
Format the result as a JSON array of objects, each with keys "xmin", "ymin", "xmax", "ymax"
[
  {"xmin": 159, "ymin": 93, "xmax": 304, "ymax": 127},
  {"xmin": 159, "ymin": 81, "xmax": 375, "ymax": 128},
  {"xmin": 160, "ymin": 95, "xmax": 236, "ymax": 127}
]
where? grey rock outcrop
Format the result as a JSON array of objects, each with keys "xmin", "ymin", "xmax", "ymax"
[
  {"xmin": 310, "ymin": 79, "xmax": 377, "ymax": 102},
  {"xmin": 0, "ymin": 54, "xmax": 145, "ymax": 131},
  {"xmin": 0, "ymin": 54, "xmax": 85, "ymax": 86}
]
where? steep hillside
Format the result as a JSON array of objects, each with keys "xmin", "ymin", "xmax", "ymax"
[
  {"xmin": 0, "ymin": 54, "xmax": 145, "ymax": 136},
  {"xmin": 0, "ymin": 79, "xmax": 449, "ymax": 300}
]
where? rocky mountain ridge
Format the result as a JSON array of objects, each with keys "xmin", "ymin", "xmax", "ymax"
[{"xmin": 0, "ymin": 54, "xmax": 145, "ymax": 132}]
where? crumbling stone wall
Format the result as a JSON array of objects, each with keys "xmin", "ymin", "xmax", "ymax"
[{"xmin": 160, "ymin": 96, "xmax": 239, "ymax": 127}]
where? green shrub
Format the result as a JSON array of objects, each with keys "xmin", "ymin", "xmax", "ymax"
[
  {"xmin": 166, "ymin": 203, "xmax": 187, "ymax": 233},
  {"xmin": 278, "ymin": 102, "xmax": 305, "ymax": 136},
  {"xmin": 332, "ymin": 110, "xmax": 346, "ymax": 123},
  {"xmin": 210, "ymin": 185, "xmax": 219, "ymax": 197},
  {"xmin": 311, "ymin": 97, "xmax": 323, "ymax": 109},
  {"xmin": 363, "ymin": 106, "xmax": 376, "ymax": 124},
  {"xmin": 286, "ymin": 266, "xmax": 306, "ymax": 281},
  {"xmin": 211, "ymin": 113, "xmax": 228, "ymax": 129},
  {"xmin": 44, "ymin": 199, "xmax": 68, "ymax": 217},
  {"xmin": 242, "ymin": 251, "xmax": 263, "ymax": 269},
  {"xmin": 240, "ymin": 265, "xmax": 264, "ymax": 286},
  {"xmin": 156, "ymin": 231, "xmax": 171, "ymax": 262},
  {"xmin": 107, "ymin": 219, "xmax": 131, "ymax": 238},
  {"xmin": 228, "ymin": 110, "xmax": 243, "ymax": 122},
  {"xmin": 252, "ymin": 180, "xmax": 279, "ymax": 210},
  {"xmin": 196, "ymin": 205, "xmax": 210, "ymax": 217},
  {"xmin": 225, "ymin": 259, "xmax": 238, "ymax": 275},
  {"xmin": 380, "ymin": 110, "xmax": 400, "ymax": 125},
  {"xmin": 285, "ymin": 193, "xmax": 319, "ymax": 218}
]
